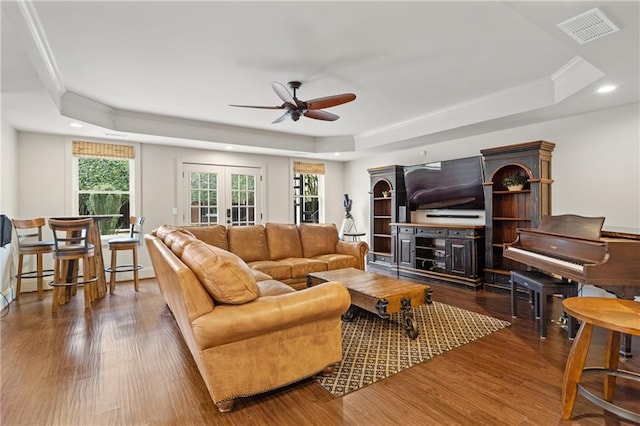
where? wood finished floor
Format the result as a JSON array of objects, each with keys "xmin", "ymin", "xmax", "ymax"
[{"xmin": 1, "ymin": 279, "xmax": 638, "ymax": 426}]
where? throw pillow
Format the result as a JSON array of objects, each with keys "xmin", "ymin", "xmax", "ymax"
[{"xmin": 181, "ymin": 240, "xmax": 259, "ymax": 304}]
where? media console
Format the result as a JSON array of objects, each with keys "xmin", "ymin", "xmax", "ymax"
[{"xmin": 390, "ymin": 223, "xmax": 484, "ymax": 289}]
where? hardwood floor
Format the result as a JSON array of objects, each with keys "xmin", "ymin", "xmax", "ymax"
[{"xmin": 1, "ymin": 279, "xmax": 638, "ymax": 425}]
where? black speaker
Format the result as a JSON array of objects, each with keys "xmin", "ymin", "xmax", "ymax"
[
  {"xmin": 398, "ymin": 206, "xmax": 407, "ymax": 223},
  {"xmin": 0, "ymin": 214, "xmax": 12, "ymax": 248}
]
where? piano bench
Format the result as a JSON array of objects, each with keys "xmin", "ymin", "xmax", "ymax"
[{"xmin": 510, "ymin": 270, "xmax": 578, "ymax": 339}]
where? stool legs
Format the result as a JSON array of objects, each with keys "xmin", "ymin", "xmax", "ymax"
[
  {"xmin": 132, "ymin": 246, "xmax": 139, "ymax": 291},
  {"xmin": 15, "ymin": 255, "xmax": 24, "ymax": 301},
  {"xmin": 36, "ymin": 253, "xmax": 44, "ymax": 299},
  {"xmin": 562, "ymin": 321, "xmax": 594, "ymax": 419},
  {"xmin": 15, "ymin": 253, "xmax": 49, "ymax": 301},
  {"xmin": 109, "ymin": 250, "xmax": 117, "ymax": 295},
  {"xmin": 108, "ymin": 245, "xmax": 140, "ymax": 294},
  {"xmin": 51, "ymin": 257, "xmax": 96, "ymax": 313}
]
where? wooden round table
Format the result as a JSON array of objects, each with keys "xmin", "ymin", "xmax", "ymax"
[{"xmin": 561, "ymin": 297, "xmax": 640, "ymax": 422}]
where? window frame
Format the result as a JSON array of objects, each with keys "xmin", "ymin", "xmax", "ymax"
[
  {"xmin": 293, "ymin": 172, "xmax": 325, "ymax": 224},
  {"xmin": 66, "ymin": 139, "xmax": 141, "ymax": 239}
]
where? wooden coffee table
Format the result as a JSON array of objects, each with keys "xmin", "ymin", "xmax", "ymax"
[{"xmin": 307, "ymin": 268, "xmax": 433, "ymax": 339}]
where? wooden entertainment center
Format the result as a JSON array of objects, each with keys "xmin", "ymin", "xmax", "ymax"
[
  {"xmin": 391, "ymin": 223, "xmax": 484, "ymax": 289},
  {"xmin": 367, "ymin": 141, "xmax": 553, "ymax": 291}
]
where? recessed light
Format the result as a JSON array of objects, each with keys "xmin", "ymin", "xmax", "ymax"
[
  {"xmin": 225, "ymin": 146, "xmax": 234, "ymax": 150},
  {"xmin": 597, "ymin": 84, "xmax": 617, "ymax": 94},
  {"xmin": 333, "ymin": 152, "xmax": 341, "ymax": 156},
  {"xmin": 69, "ymin": 122, "xmax": 83, "ymax": 128}
]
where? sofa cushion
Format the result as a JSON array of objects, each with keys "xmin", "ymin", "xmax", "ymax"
[
  {"xmin": 181, "ymin": 240, "xmax": 259, "ymax": 304},
  {"xmin": 227, "ymin": 225, "xmax": 270, "ymax": 262},
  {"xmin": 153, "ymin": 225, "xmax": 195, "ymax": 241},
  {"xmin": 252, "ymin": 269, "xmax": 273, "ymax": 282},
  {"xmin": 183, "ymin": 225, "xmax": 228, "ymax": 250},
  {"xmin": 266, "ymin": 223, "xmax": 303, "ymax": 260},
  {"xmin": 164, "ymin": 230, "xmax": 197, "ymax": 257},
  {"xmin": 299, "ymin": 223, "xmax": 339, "ymax": 258},
  {"xmin": 280, "ymin": 258, "xmax": 328, "ymax": 279},
  {"xmin": 312, "ymin": 253, "xmax": 358, "ymax": 270},
  {"xmin": 256, "ymin": 280, "xmax": 296, "ymax": 297},
  {"xmin": 247, "ymin": 260, "xmax": 292, "ymax": 281}
]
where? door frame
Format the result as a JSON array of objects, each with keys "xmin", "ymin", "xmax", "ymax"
[{"xmin": 177, "ymin": 160, "xmax": 265, "ymax": 226}]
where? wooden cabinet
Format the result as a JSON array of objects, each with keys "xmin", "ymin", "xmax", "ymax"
[
  {"xmin": 367, "ymin": 166, "xmax": 408, "ymax": 273},
  {"xmin": 481, "ymin": 141, "xmax": 554, "ymax": 291},
  {"xmin": 391, "ymin": 224, "xmax": 484, "ymax": 289}
]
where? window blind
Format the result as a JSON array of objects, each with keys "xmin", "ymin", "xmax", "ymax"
[
  {"xmin": 72, "ymin": 140, "xmax": 135, "ymax": 159},
  {"xmin": 293, "ymin": 161, "xmax": 325, "ymax": 175}
]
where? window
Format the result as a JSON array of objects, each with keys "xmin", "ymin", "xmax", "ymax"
[
  {"xmin": 293, "ymin": 161, "xmax": 325, "ymax": 224},
  {"xmin": 72, "ymin": 141, "xmax": 135, "ymax": 235}
]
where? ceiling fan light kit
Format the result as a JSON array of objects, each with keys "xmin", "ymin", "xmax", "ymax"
[{"xmin": 230, "ymin": 81, "xmax": 356, "ymax": 123}]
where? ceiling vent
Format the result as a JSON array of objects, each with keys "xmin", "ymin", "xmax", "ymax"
[{"xmin": 557, "ymin": 8, "xmax": 619, "ymax": 44}]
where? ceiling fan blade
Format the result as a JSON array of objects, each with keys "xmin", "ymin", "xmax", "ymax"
[
  {"xmin": 304, "ymin": 110, "xmax": 339, "ymax": 121},
  {"xmin": 272, "ymin": 110, "xmax": 292, "ymax": 124},
  {"xmin": 271, "ymin": 81, "xmax": 297, "ymax": 106},
  {"xmin": 229, "ymin": 104, "xmax": 284, "ymax": 110},
  {"xmin": 306, "ymin": 93, "xmax": 356, "ymax": 110}
]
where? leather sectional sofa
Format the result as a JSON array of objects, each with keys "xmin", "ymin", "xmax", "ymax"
[
  {"xmin": 144, "ymin": 223, "xmax": 367, "ymax": 412},
  {"xmin": 183, "ymin": 222, "xmax": 369, "ymax": 290}
]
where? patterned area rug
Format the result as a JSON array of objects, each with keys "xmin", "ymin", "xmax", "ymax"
[{"xmin": 315, "ymin": 301, "xmax": 511, "ymax": 397}]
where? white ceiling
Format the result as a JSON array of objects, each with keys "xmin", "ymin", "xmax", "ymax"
[{"xmin": 2, "ymin": 1, "xmax": 638, "ymax": 161}]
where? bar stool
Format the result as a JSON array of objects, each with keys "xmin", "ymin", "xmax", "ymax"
[
  {"xmin": 562, "ymin": 297, "xmax": 640, "ymax": 422},
  {"xmin": 49, "ymin": 218, "xmax": 98, "ymax": 313},
  {"xmin": 106, "ymin": 216, "xmax": 144, "ymax": 294},
  {"xmin": 510, "ymin": 270, "xmax": 578, "ymax": 339},
  {"xmin": 12, "ymin": 218, "xmax": 55, "ymax": 300}
]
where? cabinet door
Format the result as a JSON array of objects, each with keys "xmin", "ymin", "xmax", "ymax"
[
  {"xmin": 398, "ymin": 232, "xmax": 414, "ymax": 268},
  {"xmin": 447, "ymin": 239, "xmax": 470, "ymax": 276}
]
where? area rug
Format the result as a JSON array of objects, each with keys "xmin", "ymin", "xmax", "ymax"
[{"xmin": 315, "ymin": 301, "xmax": 511, "ymax": 397}]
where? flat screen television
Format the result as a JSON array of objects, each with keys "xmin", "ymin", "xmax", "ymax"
[{"xmin": 404, "ymin": 156, "xmax": 485, "ymax": 211}]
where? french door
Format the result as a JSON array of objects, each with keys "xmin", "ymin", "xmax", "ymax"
[{"xmin": 183, "ymin": 163, "xmax": 261, "ymax": 226}]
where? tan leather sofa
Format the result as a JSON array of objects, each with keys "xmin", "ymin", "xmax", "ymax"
[
  {"xmin": 145, "ymin": 225, "xmax": 352, "ymax": 412},
  {"xmin": 183, "ymin": 223, "xmax": 369, "ymax": 290}
]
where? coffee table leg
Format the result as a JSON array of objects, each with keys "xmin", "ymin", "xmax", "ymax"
[
  {"xmin": 425, "ymin": 288, "xmax": 433, "ymax": 304},
  {"xmin": 376, "ymin": 299, "xmax": 390, "ymax": 319},
  {"xmin": 401, "ymin": 297, "xmax": 418, "ymax": 339},
  {"xmin": 341, "ymin": 305, "xmax": 357, "ymax": 322}
]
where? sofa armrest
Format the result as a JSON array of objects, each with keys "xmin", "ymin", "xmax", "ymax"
[
  {"xmin": 191, "ymin": 281, "xmax": 351, "ymax": 349},
  {"xmin": 335, "ymin": 240, "xmax": 369, "ymax": 270}
]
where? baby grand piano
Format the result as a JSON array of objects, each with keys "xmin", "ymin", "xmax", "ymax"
[{"xmin": 503, "ymin": 214, "xmax": 640, "ymax": 355}]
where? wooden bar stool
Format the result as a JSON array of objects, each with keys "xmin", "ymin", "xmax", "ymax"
[
  {"xmin": 106, "ymin": 216, "xmax": 144, "ymax": 294},
  {"xmin": 561, "ymin": 297, "xmax": 640, "ymax": 422},
  {"xmin": 11, "ymin": 218, "xmax": 55, "ymax": 300},
  {"xmin": 48, "ymin": 218, "xmax": 98, "ymax": 313}
]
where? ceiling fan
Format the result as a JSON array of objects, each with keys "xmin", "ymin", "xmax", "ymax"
[{"xmin": 230, "ymin": 81, "xmax": 356, "ymax": 124}]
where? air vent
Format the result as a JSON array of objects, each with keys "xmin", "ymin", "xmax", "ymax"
[{"xmin": 557, "ymin": 8, "xmax": 619, "ymax": 44}]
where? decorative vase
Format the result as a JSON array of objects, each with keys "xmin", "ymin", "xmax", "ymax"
[{"xmin": 507, "ymin": 184, "xmax": 523, "ymax": 191}]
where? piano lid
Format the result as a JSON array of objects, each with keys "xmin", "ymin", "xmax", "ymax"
[{"xmin": 538, "ymin": 214, "xmax": 605, "ymax": 240}]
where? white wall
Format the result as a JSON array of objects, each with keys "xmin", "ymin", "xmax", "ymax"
[
  {"xmin": 345, "ymin": 102, "xmax": 640, "ymax": 245},
  {"xmin": 1, "ymin": 116, "xmax": 19, "ymax": 305}
]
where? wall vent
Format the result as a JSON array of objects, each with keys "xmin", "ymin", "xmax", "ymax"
[{"xmin": 557, "ymin": 8, "xmax": 619, "ymax": 44}]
